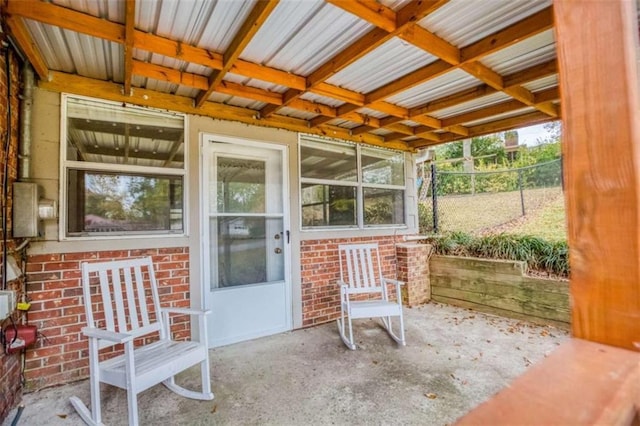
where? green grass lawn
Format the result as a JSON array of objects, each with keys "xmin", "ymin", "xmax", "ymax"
[
  {"xmin": 504, "ymin": 196, "xmax": 567, "ymax": 241},
  {"xmin": 433, "ymin": 187, "xmax": 564, "ymax": 236}
]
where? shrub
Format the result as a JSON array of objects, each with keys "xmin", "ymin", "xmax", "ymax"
[{"xmin": 425, "ymin": 232, "xmax": 569, "ymax": 278}]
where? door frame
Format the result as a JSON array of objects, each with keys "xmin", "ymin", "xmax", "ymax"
[{"xmin": 200, "ymin": 133, "xmax": 292, "ymax": 344}]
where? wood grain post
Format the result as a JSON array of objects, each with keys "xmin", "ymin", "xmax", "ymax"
[{"xmin": 555, "ymin": 0, "xmax": 640, "ymax": 350}]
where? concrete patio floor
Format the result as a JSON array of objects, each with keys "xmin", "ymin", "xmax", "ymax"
[{"xmin": 4, "ymin": 302, "xmax": 568, "ymax": 426}]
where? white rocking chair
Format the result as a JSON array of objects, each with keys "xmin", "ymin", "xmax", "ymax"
[
  {"xmin": 69, "ymin": 257, "xmax": 213, "ymax": 426},
  {"xmin": 336, "ymin": 243, "xmax": 406, "ymax": 350}
]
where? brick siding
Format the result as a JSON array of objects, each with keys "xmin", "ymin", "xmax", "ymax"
[
  {"xmin": 0, "ymin": 47, "xmax": 24, "ymax": 422},
  {"xmin": 300, "ymin": 236, "xmax": 400, "ymax": 327},
  {"xmin": 23, "ymin": 247, "xmax": 191, "ymax": 391}
]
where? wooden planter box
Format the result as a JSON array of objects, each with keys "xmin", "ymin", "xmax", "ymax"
[{"xmin": 430, "ymin": 255, "xmax": 570, "ymax": 328}]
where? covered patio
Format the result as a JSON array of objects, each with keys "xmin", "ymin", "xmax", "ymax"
[
  {"xmin": 5, "ymin": 303, "xmax": 567, "ymax": 425},
  {"xmin": 0, "ymin": 0, "xmax": 639, "ymax": 423}
]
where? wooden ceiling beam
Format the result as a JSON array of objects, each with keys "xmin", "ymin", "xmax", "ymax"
[
  {"xmin": 468, "ymin": 111, "xmax": 554, "ymax": 137},
  {"xmin": 40, "ymin": 71, "xmax": 411, "ymax": 151},
  {"xmin": 316, "ymin": 0, "xmax": 447, "ymax": 87},
  {"xmin": 260, "ymin": 88, "xmax": 302, "ymax": 117},
  {"xmin": 534, "ymin": 87, "xmax": 560, "ymax": 104},
  {"xmin": 433, "ymin": 111, "xmax": 555, "ymax": 144},
  {"xmin": 123, "ymin": 0, "xmax": 136, "ymax": 96},
  {"xmin": 133, "ymin": 60, "xmax": 283, "ymax": 105},
  {"xmin": 504, "ymin": 59, "xmax": 557, "ymax": 89},
  {"xmin": 386, "ymin": 132, "xmax": 442, "ymax": 144},
  {"xmin": 4, "ymin": 16, "xmax": 49, "ymax": 80},
  {"xmin": 351, "ymin": 125, "xmax": 377, "ymax": 136},
  {"xmin": 409, "ymin": 60, "xmax": 559, "ymax": 118},
  {"xmin": 441, "ymin": 99, "xmax": 528, "ymax": 127},
  {"xmin": 328, "ymin": 0, "xmax": 397, "ymax": 33},
  {"xmin": 195, "ymin": 0, "xmax": 279, "ymax": 107},
  {"xmin": 326, "ymin": 1, "xmax": 553, "ymax": 137},
  {"xmin": 134, "ymin": 60, "xmax": 343, "ymax": 114},
  {"xmin": 132, "ymin": 60, "xmax": 208, "ymax": 90},
  {"xmin": 133, "ymin": 31, "xmax": 223, "ymax": 69},
  {"xmin": 262, "ymin": 0, "xmax": 449, "ymax": 118},
  {"xmin": 408, "ymin": 110, "xmax": 553, "ymax": 146},
  {"xmin": 395, "ymin": 0, "xmax": 451, "ymax": 27},
  {"xmin": 229, "ymin": 60, "xmax": 305, "ymax": 91},
  {"xmin": 6, "ymin": 0, "xmax": 313, "ymax": 97},
  {"xmin": 5, "ymin": 0, "xmax": 123, "ymax": 43},
  {"xmin": 409, "ymin": 115, "xmax": 442, "ymax": 130},
  {"xmin": 399, "ymin": 25, "xmax": 460, "ymax": 65},
  {"xmin": 216, "ymin": 81, "xmax": 284, "ymax": 106},
  {"xmin": 311, "ymin": 83, "xmax": 365, "ymax": 106},
  {"xmin": 287, "ymin": 98, "xmax": 338, "ymax": 117},
  {"xmin": 341, "ymin": 112, "xmax": 381, "ymax": 128},
  {"xmin": 443, "ymin": 125, "xmax": 470, "ymax": 136},
  {"xmin": 305, "ymin": 26, "xmax": 390, "ymax": 89},
  {"xmin": 365, "ymin": 60, "xmax": 452, "ymax": 104}
]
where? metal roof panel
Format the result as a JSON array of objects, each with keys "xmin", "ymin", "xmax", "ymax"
[
  {"xmin": 386, "ymin": 69, "xmax": 481, "ymax": 108},
  {"xmin": 431, "ymin": 92, "xmax": 513, "ymax": 118},
  {"xmin": 481, "ymin": 30, "xmax": 556, "ymax": 75},
  {"xmin": 420, "ymin": 0, "xmax": 552, "ymax": 48},
  {"xmin": 464, "ymin": 107, "xmax": 536, "ymax": 127},
  {"xmin": 523, "ymin": 75, "xmax": 559, "ymax": 92},
  {"xmin": 242, "ymin": 0, "xmax": 372, "ymax": 76},
  {"xmin": 327, "ymin": 37, "xmax": 437, "ymax": 93}
]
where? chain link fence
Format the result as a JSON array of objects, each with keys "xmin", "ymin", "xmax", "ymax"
[{"xmin": 419, "ymin": 159, "xmax": 563, "ymax": 234}]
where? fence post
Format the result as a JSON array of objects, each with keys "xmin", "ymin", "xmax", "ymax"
[
  {"xmin": 518, "ymin": 170, "xmax": 526, "ymax": 216},
  {"xmin": 431, "ymin": 162, "xmax": 439, "ymax": 233}
]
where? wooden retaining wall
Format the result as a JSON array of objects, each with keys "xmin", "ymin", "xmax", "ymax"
[{"xmin": 430, "ymin": 255, "xmax": 570, "ymax": 327}]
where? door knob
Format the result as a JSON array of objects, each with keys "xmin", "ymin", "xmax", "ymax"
[{"xmin": 274, "ymin": 248, "xmax": 282, "ymax": 254}]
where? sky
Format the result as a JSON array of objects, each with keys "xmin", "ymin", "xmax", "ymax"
[{"xmin": 517, "ymin": 123, "xmax": 552, "ymax": 146}]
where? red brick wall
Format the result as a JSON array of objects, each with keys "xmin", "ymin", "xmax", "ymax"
[
  {"xmin": 300, "ymin": 236, "xmax": 400, "ymax": 326},
  {"xmin": 0, "ymin": 47, "xmax": 23, "ymax": 422},
  {"xmin": 24, "ymin": 247, "xmax": 191, "ymax": 391}
]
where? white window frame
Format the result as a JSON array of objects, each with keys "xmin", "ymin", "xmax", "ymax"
[
  {"xmin": 298, "ymin": 135, "xmax": 407, "ymax": 231},
  {"xmin": 59, "ymin": 94, "xmax": 188, "ymax": 241}
]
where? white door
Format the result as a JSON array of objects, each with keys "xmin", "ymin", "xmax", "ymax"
[{"xmin": 202, "ymin": 136, "xmax": 291, "ymax": 347}]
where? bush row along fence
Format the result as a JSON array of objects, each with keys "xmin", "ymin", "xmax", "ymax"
[{"xmin": 419, "ymin": 159, "xmax": 563, "ymax": 235}]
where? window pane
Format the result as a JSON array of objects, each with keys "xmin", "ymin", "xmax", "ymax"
[
  {"xmin": 362, "ymin": 147, "xmax": 404, "ymax": 185},
  {"xmin": 363, "ymin": 188, "xmax": 405, "ymax": 225},
  {"xmin": 301, "ymin": 184, "xmax": 357, "ymax": 227},
  {"xmin": 300, "ymin": 139, "xmax": 357, "ymax": 181},
  {"xmin": 217, "ymin": 157, "xmax": 265, "ymax": 213},
  {"xmin": 67, "ymin": 170, "xmax": 183, "ymax": 234},
  {"xmin": 66, "ymin": 97, "xmax": 185, "ymax": 169}
]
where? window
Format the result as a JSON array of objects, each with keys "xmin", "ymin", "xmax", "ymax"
[
  {"xmin": 62, "ymin": 95, "xmax": 186, "ymax": 238},
  {"xmin": 299, "ymin": 136, "xmax": 406, "ymax": 229}
]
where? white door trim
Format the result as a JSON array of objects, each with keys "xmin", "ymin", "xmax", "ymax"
[{"xmin": 200, "ymin": 133, "xmax": 292, "ymax": 346}]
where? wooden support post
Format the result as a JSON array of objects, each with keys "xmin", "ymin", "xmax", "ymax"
[{"xmin": 555, "ymin": 0, "xmax": 640, "ymax": 349}]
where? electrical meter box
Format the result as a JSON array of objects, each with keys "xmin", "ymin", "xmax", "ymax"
[{"xmin": 13, "ymin": 182, "xmax": 44, "ymax": 238}]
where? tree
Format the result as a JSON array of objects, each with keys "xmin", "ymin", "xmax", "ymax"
[
  {"xmin": 538, "ymin": 121, "xmax": 562, "ymax": 144},
  {"xmin": 434, "ymin": 134, "xmax": 507, "ymax": 165}
]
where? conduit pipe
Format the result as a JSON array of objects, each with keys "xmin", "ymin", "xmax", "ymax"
[{"xmin": 19, "ymin": 64, "xmax": 34, "ymax": 180}]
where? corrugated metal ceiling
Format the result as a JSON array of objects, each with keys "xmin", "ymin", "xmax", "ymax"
[{"xmin": 10, "ymin": 0, "xmax": 561, "ymax": 150}]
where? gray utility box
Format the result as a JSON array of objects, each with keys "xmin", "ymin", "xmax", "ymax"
[{"xmin": 13, "ymin": 182, "xmax": 43, "ymax": 238}]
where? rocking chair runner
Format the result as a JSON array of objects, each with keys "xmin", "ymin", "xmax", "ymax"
[
  {"xmin": 69, "ymin": 257, "xmax": 213, "ymax": 426},
  {"xmin": 336, "ymin": 243, "xmax": 406, "ymax": 350}
]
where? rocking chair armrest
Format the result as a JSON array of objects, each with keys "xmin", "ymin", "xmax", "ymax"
[
  {"xmin": 161, "ymin": 307, "xmax": 211, "ymax": 317},
  {"xmin": 82, "ymin": 327, "xmax": 135, "ymax": 343},
  {"xmin": 383, "ymin": 278, "xmax": 405, "ymax": 286}
]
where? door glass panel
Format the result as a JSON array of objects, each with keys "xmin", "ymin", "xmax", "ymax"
[
  {"xmin": 209, "ymin": 149, "xmax": 285, "ymax": 290},
  {"xmin": 217, "ymin": 157, "xmax": 265, "ymax": 213},
  {"xmin": 211, "ymin": 217, "xmax": 284, "ymax": 288}
]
